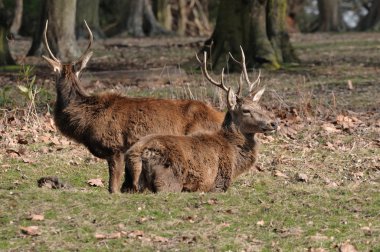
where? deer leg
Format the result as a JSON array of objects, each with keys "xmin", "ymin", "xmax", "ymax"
[{"xmin": 107, "ymin": 152, "xmax": 124, "ymax": 193}]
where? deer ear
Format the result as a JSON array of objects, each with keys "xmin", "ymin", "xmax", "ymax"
[
  {"xmin": 227, "ymin": 88, "xmax": 237, "ymax": 110},
  {"xmin": 42, "ymin": 55, "xmax": 62, "ymax": 73},
  {"xmin": 74, "ymin": 51, "xmax": 93, "ymax": 77},
  {"xmin": 252, "ymin": 87, "xmax": 265, "ymax": 102}
]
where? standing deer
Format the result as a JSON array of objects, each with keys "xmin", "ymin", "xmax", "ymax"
[
  {"xmin": 124, "ymin": 48, "xmax": 278, "ymax": 193},
  {"xmin": 42, "ymin": 20, "xmax": 224, "ymax": 193}
]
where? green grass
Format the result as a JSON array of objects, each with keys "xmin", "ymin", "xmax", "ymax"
[
  {"xmin": 1, "ymin": 32, "xmax": 380, "ymax": 251},
  {"xmin": 0, "ymin": 139, "xmax": 379, "ymax": 251}
]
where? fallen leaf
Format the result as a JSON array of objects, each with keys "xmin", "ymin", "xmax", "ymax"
[
  {"xmin": 152, "ymin": 235, "xmax": 169, "ymax": 243},
  {"xmin": 339, "ymin": 242, "xmax": 357, "ymax": 252},
  {"xmin": 273, "ymin": 170, "xmax": 289, "ymax": 179},
  {"xmin": 28, "ymin": 214, "xmax": 44, "ymax": 221},
  {"xmin": 20, "ymin": 226, "xmax": 40, "ymax": 236},
  {"xmin": 256, "ymin": 220, "xmax": 265, "ymax": 226},
  {"xmin": 108, "ymin": 232, "xmax": 122, "ymax": 239},
  {"xmin": 360, "ymin": 226, "xmax": 372, "ymax": 236},
  {"xmin": 310, "ymin": 233, "xmax": 328, "ymax": 241},
  {"xmin": 347, "ymin": 80, "xmax": 353, "ymax": 90},
  {"xmin": 296, "ymin": 173, "xmax": 308, "ymax": 183},
  {"xmin": 322, "ymin": 123, "xmax": 340, "ymax": 133},
  {"xmin": 127, "ymin": 230, "xmax": 144, "ymax": 238},
  {"xmin": 308, "ymin": 248, "xmax": 327, "ymax": 252},
  {"xmin": 207, "ymin": 198, "xmax": 218, "ymax": 205},
  {"xmin": 136, "ymin": 217, "xmax": 148, "ymax": 224},
  {"xmin": 87, "ymin": 178, "xmax": 104, "ymax": 187},
  {"xmin": 95, "ymin": 233, "xmax": 107, "ymax": 239}
]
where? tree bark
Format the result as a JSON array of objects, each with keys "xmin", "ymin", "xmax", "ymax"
[
  {"xmin": 201, "ymin": 0, "xmax": 297, "ymax": 71},
  {"xmin": 76, "ymin": 0, "xmax": 105, "ymax": 39},
  {"xmin": 126, "ymin": 0, "xmax": 168, "ymax": 37},
  {"xmin": 10, "ymin": 0, "xmax": 23, "ymax": 35},
  {"xmin": 0, "ymin": 0, "xmax": 15, "ymax": 65},
  {"xmin": 316, "ymin": 0, "xmax": 343, "ymax": 32},
  {"xmin": 154, "ymin": 0, "xmax": 172, "ymax": 30},
  {"xmin": 27, "ymin": 0, "xmax": 47, "ymax": 56},
  {"xmin": 28, "ymin": 0, "xmax": 79, "ymax": 60},
  {"xmin": 357, "ymin": 0, "xmax": 380, "ymax": 31}
]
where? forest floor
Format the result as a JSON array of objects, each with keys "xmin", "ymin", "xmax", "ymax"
[{"xmin": 0, "ymin": 32, "xmax": 379, "ymax": 251}]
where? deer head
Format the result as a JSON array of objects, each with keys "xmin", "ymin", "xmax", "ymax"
[
  {"xmin": 42, "ymin": 20, "xmax": 93, "ymax": 78},
  {"xmin": 196, "ymin": 47, "xmax": 278, "ymax": 134}
]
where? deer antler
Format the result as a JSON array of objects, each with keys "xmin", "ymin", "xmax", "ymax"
[
  {"xmin": 43, "ymin": 20, "xmax": 60, "ymax": 63},
  {"xmin": 229, "ymin": 46, "xmax": 261, "ymax": 94},
  {"xmin": 196, "ymin": 51, "xmax": 238, "ymax": 109},
  {"xmin": 196, "ymin": 51, "xmax": 228, "ymax": 93},
  {"xmin": 76, "ymin": 20, "xmax": 93, "ymax": 63}
]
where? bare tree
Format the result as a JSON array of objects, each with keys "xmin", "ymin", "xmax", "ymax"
[
  {"xmin": 357, "ymin": 0, "xmax": 380, "ymax": 30},
  {"xmin": 76, "ymin": 0, "xmax": 105, "ymax": 39},
  {"xmin": 200, "ymin": 0, "xmax": 298, "ymax": 71},
  {"xmin": 126, "ymin": 0, "xmax": 167, "ymax": 37},
  {"xmin": 28, "ymin": 0, "xmax": 79, "ymax": 60},
  {"xmin": 316, "ymin": 0, "xmax": 344, "ymax": 31}
]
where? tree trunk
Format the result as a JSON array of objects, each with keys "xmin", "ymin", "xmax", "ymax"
[
  {"xmin": 154, "ymin": 0, "xmax": 172, "ymax": 30},
  {"xmin": 10, "ymin": 0, "xmax": 23, "ymax": 35},
  {"xmin": 27, "ymin": 0, "xmax": 47, "ymax": 56},
  {"xmin": 0, "ymin": 0, "xmax": 15, "ymax": 65},
  {"xmin": 201, "ymin": 0, "xmax": 297, "ymax": 71},
  {"xmin": 317, "ymin": 0, "xmax": 343, "ymax": 32},
  {"xmin": 28, "ymin": 0, "xmax": 79, "ymax": 60},
  {"xmin": 177, "ymin": 0, "xmax": 188, "ymax": 36},
  {"xmin": 267, "ymin": 0, "xmax": 298, "ymax": 64},
  {"xmin": 126, "ymin": 0, "xmax": 168, "ymax": 37},
  {"xmin": 76, "ymin": 0, "xmax": 105, "ymax": 39},
  {"xmin": 357, "ymin": 0, "xmax": 380, "ymax": 31}
]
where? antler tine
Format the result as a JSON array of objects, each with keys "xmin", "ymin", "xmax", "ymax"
[
  {"xmin": 43, "ymin": 20, "xmax": 60, "ymax": 62},
  {"xmin": 236, "ymin": 73, "xmax": 243, "ymax": 97},
  {"xmin": 249, "ymin": 69, "xmax": 261, "ymax": 92},
  {"xmin": 196, "ymin": 51, "xmax": 229, "ymax": 93},
  {"xmin": 238, "ymin": 46, "xmax": 255, "ymax": 89},
  {"xmin": 77, "ymin": 20, "xmax": 94, "ymax": 62}
]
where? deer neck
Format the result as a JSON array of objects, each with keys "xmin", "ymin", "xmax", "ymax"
[
  {"xmin": 55, "ymin": 70, "xmax": 89, "ymax": 112},
  {"xmin": 220, "ymin": 112, "xmax": 258, "ymax": 179}
]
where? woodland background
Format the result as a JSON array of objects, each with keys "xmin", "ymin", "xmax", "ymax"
[{"xmin": 0, "ymin": 0, "xmax": 379, "ymax": 251}]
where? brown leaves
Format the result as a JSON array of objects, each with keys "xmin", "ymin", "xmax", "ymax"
[
  {"xmin": 87, "ymin": 178, "xmax": 104, "ymax": 187},
  {"xmin": 27, "ymin": 214, "xmax": 44, "ymax": 221},
  {"xmin": 322, "ymin": 123, "xmax": 341, "ymax": 134},
  {"xmin": 338, "ymin": 242, "xmax": 358, "ymax": 252},
  {"xmin": 94, "ymin": 230, "xmax": 169, "ymax": 244},
  {"xmin": 20, "ymin": 226, "xmax": 41, "ymax": 236},
  {"xmin": 335, "ymin": 114, "xmax": 363, "ymax": 131}
]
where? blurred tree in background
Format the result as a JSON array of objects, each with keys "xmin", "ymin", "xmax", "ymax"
[
  {"xmin": 2, "ymin": 0, "xmax": 380, "ymax": 67},
  {"xmin": 200, "ymin": 0, "xmax": 298, "ymax": 70},
  {"xmin": 0, "ymin": 0, "xmax": 15, "ymax": 65}
]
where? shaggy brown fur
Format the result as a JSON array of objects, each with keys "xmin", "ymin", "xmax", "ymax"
[
  {"xmin": 42, "ymin": 21, "xmax": 224, "ymax": 193},
  {"xmin": 125, "ymin": 91, "xmax": 278, "ymax": 193}
]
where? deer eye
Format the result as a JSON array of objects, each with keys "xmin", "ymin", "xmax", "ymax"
[{"xmin": 242, "ymin": 109, "xmax": 250, "ymax": 115}]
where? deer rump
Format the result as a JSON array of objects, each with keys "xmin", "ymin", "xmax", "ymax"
[{"xmin": 124, "ymin": 132, "xmax": 235, "ymax": 193}]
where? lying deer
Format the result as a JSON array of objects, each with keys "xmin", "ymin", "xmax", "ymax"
[
  {"xmin": 42, "ymin": 20, "xmax": 224, "ymax": 193},
  {"xmin": 124, "ymin": 48, "xmax": 278, "ymax": 193}
]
